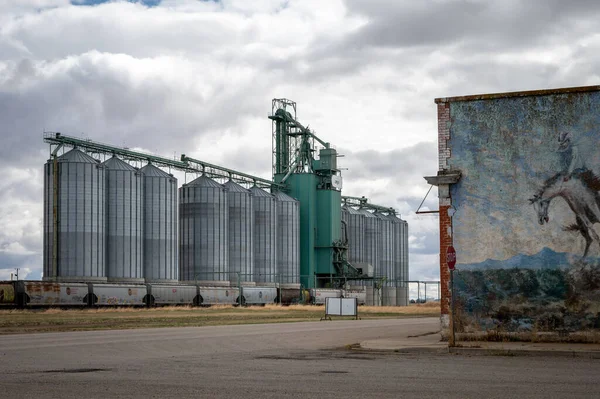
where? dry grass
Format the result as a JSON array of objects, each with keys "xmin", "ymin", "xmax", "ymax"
[
  {"xmin": 0, "ymin": 303, "xmax": 439, "ymax": 335},
  {"xmin": 360, "ymin": 303, "xmax": 440, "ymax": 314},
  {"xmin": 452, "ymin": 330, "xmax": 600, "ymax": 344}
]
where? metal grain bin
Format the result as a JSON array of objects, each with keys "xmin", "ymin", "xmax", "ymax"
[
  {"xmin": 361, "ymin": 209, "xmax": 380, "ymax": 305},
  {"xmin": 389, "ymin": 215, "xmax": 409, "ymax": 306},
  {"xmin": 140, "ymin": 164, "xmax": 178, "ymax": 283},
  {"xmin": 43, "ymin": 148, "xmax": 106, "ymax": 282},
  {"xmin": 346, "ymin": 207, "xmax": 365, "ymax": 265},
  {"xmin": 274, "ymin": 191, "xmax": 299, "ymax": 285},
  {"xmin": 224, "ymin": 181, "xmax": 253, "ymax": 283},
  {"xmin": 376, "ymin": 212, "xmax": 395, "ymax": 306},
  {"xmin": 102, "ymin": 156, "xmax": 144, "ymax": 283},
  {"xmin": 361, "ymin": 209, "xmax": 380, "ymax": 280},
  {"xmin": 250, "ymin": 187, "xmax": 277, "ymax": 284},
  {"xmin": 397, "ymin": 219, "xmax": 409, "ymax": 306},
  {"xmin": 341, "ymin": 206, "xmax": 348, "ymax": 242},
  {"xmin": 179, "ymin": 175, "xmax": 228, "ymax": 283}
]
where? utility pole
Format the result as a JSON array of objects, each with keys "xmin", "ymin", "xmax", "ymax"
[{"xmin": 14, "ymin": 268, "xmax": 19, "ymax": 281}]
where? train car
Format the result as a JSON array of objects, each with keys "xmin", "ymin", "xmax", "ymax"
[
  {"xmin": 278, "ymin": 287, "xmax": 303, "ymax": 305},
  {"xmin": 147, "ymin": 284, "xmax": 198, "ymax": 306},
  {"xmin": 21, "ymin": 281, "xmax": 88, "ymax": 306},
  {"xmin": 344, "ymin": 289, "xmax": 366, "ymax": 305},
  {"xmin": 240, "ymin": 287, "xmax": 277, "ymax": 305},
  {"xmin": 1, "ymin": 281, "xmax": 364, "ymax": 309},
  {"xmin": 198, "ymin": 286, "xmax": 239, "ymax": 306},
  {"xmin": 310, "ymin": 289, "xmax": 342, "ymax": 305},
  {"xmin": 89, "ymin": 283, "xmax": 146, "ymax": 306},
  {"xmin": 0, "ymin": 281, "xmax": 17, "ymax": 307}
]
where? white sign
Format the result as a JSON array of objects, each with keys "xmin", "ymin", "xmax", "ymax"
[
  {"xmin": 323, "ymin": 297, "xmax": 358, "ymax": 319},
  {"xmin": 331, "ymin": 175, "xmax": 343, "ymax": 190}
]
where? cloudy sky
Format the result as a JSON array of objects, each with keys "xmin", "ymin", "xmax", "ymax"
[{"xmin": 1, "ymin": 0, "xmax": 599, "ymax": 299}]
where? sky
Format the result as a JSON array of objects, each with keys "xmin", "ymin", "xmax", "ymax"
[{"xmin": 1, "ymin": 0, "xmax": 599, "ymax": 300}]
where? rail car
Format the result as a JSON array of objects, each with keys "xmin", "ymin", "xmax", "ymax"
[
  {"xmin": 309, "ymin": 288, "xmax": 367, "ymax": 305},
  {"xmin": 0, "ymin": 281, "xmax": 364, "ymax": 308}
]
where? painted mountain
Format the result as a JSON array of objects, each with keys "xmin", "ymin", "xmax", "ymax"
[{"xmin": 457, "ymin": 247, "xmax": 592, "ymax": 270}]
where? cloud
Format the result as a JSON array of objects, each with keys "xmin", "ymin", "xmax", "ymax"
[
  {"xmin": 1, "ymin": 0, "xmax": 599, "ymax": 289},
  {"xmin": 343, "ymin": 0, "xmax": 600, "ymax": 51}
]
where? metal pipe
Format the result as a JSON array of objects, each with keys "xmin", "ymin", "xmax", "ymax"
[
  {"xmin": 182, "ymin": 155, "xmax": 282, "ymax": 188},
  {"xmin": 44, "ymin": 132, "xmax": 189, "ymax": 170}
]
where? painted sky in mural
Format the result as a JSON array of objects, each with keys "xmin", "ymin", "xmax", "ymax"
[{"xmin": 449, "ymin": 91, "xmax": 600, "ymax": 265}]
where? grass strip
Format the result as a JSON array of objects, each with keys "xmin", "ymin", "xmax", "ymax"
[{"xmin": 0, "ymin": 303, "xmax": 440, "ymax": 335}]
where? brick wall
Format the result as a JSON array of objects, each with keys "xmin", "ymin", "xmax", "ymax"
[
  {"xmin": 437, "ymin": 102, "xmax": 452, "ymax": 315},
  {"xmin": 439, "ymin": 205, "xmax": 451, "ymax": 315},
  {"xmin": 438, "ymin": 102, "xmax": 451, "ymax": 171}
]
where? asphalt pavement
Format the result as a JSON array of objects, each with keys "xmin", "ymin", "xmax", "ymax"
[{"xmin": 1, "ymin": 317, "xmax": 598, "ymax": 398}]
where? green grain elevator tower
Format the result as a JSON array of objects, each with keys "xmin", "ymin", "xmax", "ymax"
[{"xmin": 270, "ymin": 99, "xmax": 361, "ymax": 288}]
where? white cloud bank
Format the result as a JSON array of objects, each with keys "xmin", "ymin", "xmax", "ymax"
[{"xmin": 1, "ymin": 0, "xmax": 599, "ymax": 296}]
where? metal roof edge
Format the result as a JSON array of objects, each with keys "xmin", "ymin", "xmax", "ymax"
[{"xmin": 434, "ymin": 85, "xmax": 600, "ymax": 104}]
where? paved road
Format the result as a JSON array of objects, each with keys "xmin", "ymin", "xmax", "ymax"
[{"xmin": 0, "ymin": 318, "xmax": 597, "ymax": 398}]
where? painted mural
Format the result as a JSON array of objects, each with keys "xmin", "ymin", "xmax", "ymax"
[{"xmin": 448, "ymin": 90, "xmax": 600, "ymax": 333}]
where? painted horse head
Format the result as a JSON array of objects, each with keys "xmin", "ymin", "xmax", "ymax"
[{"xmin": 529, "ymin": 194, "xmax": 550, "ymax": 225}]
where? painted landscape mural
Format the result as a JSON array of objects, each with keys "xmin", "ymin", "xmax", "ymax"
[{"xmin": 448, "ymin": 89, "xmax": 600, "ymax": 334}]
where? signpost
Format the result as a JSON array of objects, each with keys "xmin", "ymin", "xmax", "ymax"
[{"xmin": 447, "ymin": 246, "xmax": 456, "ymax": 347}]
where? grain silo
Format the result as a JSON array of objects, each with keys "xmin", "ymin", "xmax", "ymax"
[
  {"xmin": 103, "ymin": 156, "xmax": 144, "ymax": 283},
  {"xmin": 274, "ymin": 191, "xmax": 299, "ymax": 286},
  {"xmin": 179, "ymin": 175, "xmax": 228, "ymax": 284},
  {"xmin": 140, "ymin": 163, "xmax": 178, "ymax": 282},
  {"xmin": 341, "ymin": 206, "xmax": 349, "ymax": 240},
  {"xmin": 396, "ymin": 218, "xmax": 409, "ymax": 306},
  {"xmin": 250, "ymin": 186, "xmax": 277, "ymax": 284},
  {"xmin": 223, "ymin": 180, "xmax": 253, "ymax": 283},
  {"xmin": 345, "ymin": 207, "xmax": 365, "ymax": 265},
  {"xmin": 342, "ymin": 206, "xmax": 367, "ymax": 289},
  {"xmin": 377, "ymin": 212, "xmax": 395, "ymax": 306},
  {"xmin": 361, "ymin": 209, "xmax": 380, "ymax": 305},
  {"xmin": 43, "ymin": 148, "xmax": 106, "ymax": 282}
]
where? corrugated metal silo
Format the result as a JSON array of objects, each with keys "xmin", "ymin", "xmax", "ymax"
[
  {"xmin": 250, "ymin": 187, "xmax": 277, "ymax": 284},
  {"xmin": 179, "ymin": 175, "xmax": 228, "ymax": 283},
  {"xmin": 140, "ymin": 163, "xmax": 178, "ymax": 282},
  {"xmin": 392, "ymin": 214, "xmax": 403, "ymax": 305},
  {"xmin": 346, "ymin": 207, "xmax": 365, "ymax": 265},
  {"xmin": 224, "ymin": 180, "xmax": 253, "ymax": 283},
  {"xmin": 341, "ymin": 206, "xmax": 349, "ymax": 243},
  {"xmin": 43, "ymin": 148, "xmax": 106, "ymax": 282},
  {"xmin": 342, "ymin": 206, "xmax": 365, "ymax": 289},
  {"xmin": 376, "ymin": 212, "xmax": 395, "ymax": 306},
  {"xmin": 275, "ymin": 191, "xmax": 299, "ymax": 285},
  {"xmin": 362, "ymin": 209, "xmax": 380, "ymax": 278},
  {"xmin": 398, "ymin": 219, "xmax": 409, "ymax": 306},
  {"xmin": 361, "ymin": 209, "xmax": 380, "ymax": 305},
  {"xmin": 103, "ymin": 156, "xmax": 144, "ymax": 282}
]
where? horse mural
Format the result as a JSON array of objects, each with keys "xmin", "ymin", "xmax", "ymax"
[{"xmin": 530, "ymin": 170, "xmax": 600, "ymax": 257}]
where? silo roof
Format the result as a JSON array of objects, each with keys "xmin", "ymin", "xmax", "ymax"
[
  {"xmin": 250, "ymin": 186, "xmax": 273, "ymax": 197},
  {"xmin": 223, "ymin": 180, "xmax": 249, "ymax": 192},
  {"xmin": 58, "ymin": 148, "xmax": 99, "ymax": 163},
  {"xmin": 186, "ymin": 175, "xmax": 223, "ymax": 187},
  {"xmin": 346, "ymin": 206, "xmax": 363, "ymax": 215},
  {"xmin": 273, "ymin": 191, "xmax": 297, "ymax": 202},
  {"xmin": 359, "ymin": 209, "xmax": 376, "ymax": 217},
  {"xmin": 102, "ymin": 156, "xmax": 137, "ymax": 171},
  {"xmin": 140, "ymin": 163, "xmax": 171, "ymax": 177}
]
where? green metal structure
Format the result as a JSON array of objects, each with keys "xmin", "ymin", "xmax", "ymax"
[{"xmin": 269, "ymin": 99, "xmax": 366, "ymax": 288}]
